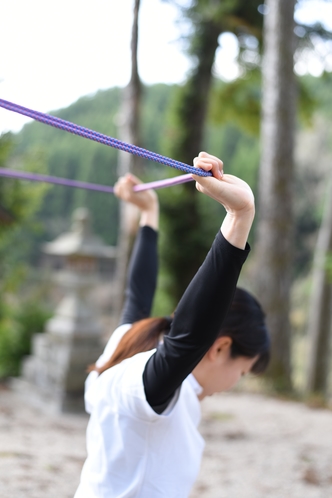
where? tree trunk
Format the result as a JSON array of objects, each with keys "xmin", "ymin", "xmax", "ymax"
[
  {"xmin": 162, "ymin": 19, "xmax": 221, "ymax": 304},
  {"xmin": 254, "ymin": 0, "xmax": 296, "ymax": 390},
  {"xmin": 306, "ymin": 181, "xmax": 332, "ymax": 399},
  {"xmin": 118, "ymin": 0, "xmax": 141, "ymax": 174},
  {"xmin": 114, "ymin": 0, "xmax": 142, "ymax": 323}
]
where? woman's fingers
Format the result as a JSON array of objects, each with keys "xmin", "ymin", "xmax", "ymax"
[
  {"xmin": 125, "ymin": 173, "xmax": 143, "ymax": 186},
  {"xmin": 114, "ymin": 174, "xmax": 137, "ymax": 200},
  {"xmin": 192, "ymin": 151, "xmax": 224, "ymax": 201},
  {"xmin": 114, "ymin": 173, "xmax": 158, "ymax": 210},
  {"xmin": 193, "ymin": 152, "xmax": 223, "ymax": 180}
]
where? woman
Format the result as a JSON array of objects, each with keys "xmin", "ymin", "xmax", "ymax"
[{"xmin": 74, "ymin": 152, "xmax": 270, "ymax": 498}]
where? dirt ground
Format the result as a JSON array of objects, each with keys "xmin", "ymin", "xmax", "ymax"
[{"xmin": 0, "ymin": 382, "xmax": 332, "ymax": 498}]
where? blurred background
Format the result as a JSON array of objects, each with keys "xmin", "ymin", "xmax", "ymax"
[
  {"xmin": 2, "ymin": 1, "xmax": 332, "ymax": 497},
  {"xmin": 0, "ymin": 0, "xmax": 332, "ymax": 407}
]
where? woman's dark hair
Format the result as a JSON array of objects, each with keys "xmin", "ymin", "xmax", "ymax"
[{"xmin": 217, "ymin": 287, "xmax": 270, "ymax": 374}]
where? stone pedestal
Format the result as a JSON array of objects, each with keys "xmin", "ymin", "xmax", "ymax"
[
  {"xmin": 20, "ymin": 208, "xmax": 116, "ymax": 413},
  {"xmin": 22, "ymin": 285, "xmax": 103, "ymax": 412}
]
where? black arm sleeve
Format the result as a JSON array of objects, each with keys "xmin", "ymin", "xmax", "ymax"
[
  {"xmin": 119, "ymin": 226, "xmax": 158, "ymax": 326},
  {"xmin": 143, "ymin": 231, "xmax": 250, "ymax": 413}
]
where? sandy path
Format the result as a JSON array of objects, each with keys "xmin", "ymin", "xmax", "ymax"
[{"xmin": 0, "ymin": 382, "xmax": 332, "ymax": 498}]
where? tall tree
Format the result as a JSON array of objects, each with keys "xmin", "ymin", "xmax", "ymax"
[
  {"xmin": 161, "ymin": 12, "xmax": 222, "ymax": 305},
  {"xmin": 254, "ymin": 0, "xmax": 296, "ymax": 390},
  {"xmin": 114, "ymin": 0, "xmax": 143, "ymax": 321},
  {"xmin": 117, "ymin": 0, "xmax": 142, "ymax": 176},
  {"xmin": 161, "ymin": 0, "xmax": 264, "ymax": 304},
  {"xmin": 306, "ymin": 179, "xmax": 332, "ymax": 400}
]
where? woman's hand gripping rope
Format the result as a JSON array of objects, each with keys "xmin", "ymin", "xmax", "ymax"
[
  {"xmin": 114, "ymin": 173, "xmax": 159, "ymax": 230},
  {"xmin": 192, "ymin": 152, "xmax": 255, "ymax": 249}
]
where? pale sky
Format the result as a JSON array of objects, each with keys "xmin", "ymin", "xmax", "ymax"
[{"xmin": 0, "ymin": 0, "xmax": 331, "ymax": 135}]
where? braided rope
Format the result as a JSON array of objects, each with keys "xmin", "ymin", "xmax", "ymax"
[{"xmin": 0, "ymin": 98, "xmax": 212, "ymax": 178}]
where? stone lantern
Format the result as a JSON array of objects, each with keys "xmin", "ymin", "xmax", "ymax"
[{"xmin": 21, "ymin": 208, "xmax": 117, "ymax": 413}]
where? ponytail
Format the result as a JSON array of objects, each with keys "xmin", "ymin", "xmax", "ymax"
[{"xmin": 89, "ymin": 316, "xmax": 173, "ymax": 375}]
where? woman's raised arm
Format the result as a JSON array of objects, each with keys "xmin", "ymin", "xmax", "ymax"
[
  {"xmin": 114, "ymin": 174, "xmax": 159, "ymax": 325},
  {"xmin": 143, "ymin": 152, "xmax": 255, "ymax": 413}
]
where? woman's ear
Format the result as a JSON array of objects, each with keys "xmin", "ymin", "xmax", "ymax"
[{"xmin": 207, "ymin": 336, "xmax": 232, "ymax": 362}]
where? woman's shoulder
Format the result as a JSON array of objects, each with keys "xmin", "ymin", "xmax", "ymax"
[
  {"xmin": 104, "ymin": 350, "xmax": 159, "ymax": 420},
  {"xmin": 85, "ymin": 349, "xmax": 157, "ymax": 418}
]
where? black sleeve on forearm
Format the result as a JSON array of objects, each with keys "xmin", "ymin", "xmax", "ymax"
[
  {"xmin": 143, "ymin": 231, "xmax": 250, "ymax": 413},
  {"xmin": 119, "ymin": 226, "xmax": 158, "ymax": 326}
]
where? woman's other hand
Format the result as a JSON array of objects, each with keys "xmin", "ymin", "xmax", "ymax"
[{"xmin": 114, "ymin": 173, "xmax": 159, "ymax": 230}]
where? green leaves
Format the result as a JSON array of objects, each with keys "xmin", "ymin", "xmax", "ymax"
[
  {"xmin": 210, "ymin": 71, "xmax": 262, "ymax": 136},
  {"xmin": 0, "ymin": 298, "xmax": 51, "ymax": 378}
]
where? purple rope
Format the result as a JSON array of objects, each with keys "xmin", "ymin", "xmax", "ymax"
[
  {"xmin": 0, "ymin": 168, "xmax": 115, "ymax": 193},
  {"xmin": 0, "ymin": 167, "xmax": 193, "ymax": 193},
  {"xmin": 134, "ymin": 173, "xmax": 193, "ymax": 191},
  {"xmin": 0, "ymin": 98, "xmax": 212, "ymax": 178}
]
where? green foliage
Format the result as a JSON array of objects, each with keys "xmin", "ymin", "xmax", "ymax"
[
  {"xmin": 0, "ymin": 134, "xmax": 53, "ymax": 378},
  {"xmin": 324, "ymin": 252, "xmax": 332, "ymax": 283},
  {"xmin": 298, "ymin": 76, "xmax": 318, "ymax": 126},
  {"xmin": 0, "ymin": 134, "xmax": 48, "ymax": 232},
  {"xmin": 210, "ymin": 71, "xmax": 261, "ymax": 136},
  {"xmin": 301, "ymin": 72, "xmax": 332, "ymax": 120},
  {"xmin": 0, "ymin": 298, "xmax": 51, "ymax": 378},
  {"xmin": 210, "ymin": 70, "xmax": 317, "ymax": 136},
  {"xmin": 0, "ymin": 134, "xmax": 12, "ymax": 164},
  {"xmin": 180, "ymin": 0, "xmax": 264, "ymax": 48},
  {"xmin": 0, "ymin": 134, "xmax": 49, "ymax": 283}
]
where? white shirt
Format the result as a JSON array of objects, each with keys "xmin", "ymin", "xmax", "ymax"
[{"xmin": 74, "ymin": 325, "xmax": 205, "ymax": 498}]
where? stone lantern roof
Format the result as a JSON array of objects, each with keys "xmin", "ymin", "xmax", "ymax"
[{"xmin": 43, "ymin": 207, "xmax": 117, "ymax": 259}]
